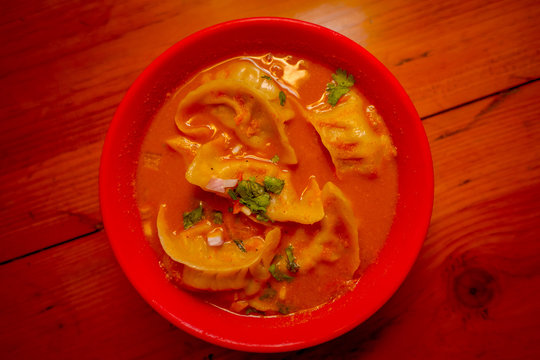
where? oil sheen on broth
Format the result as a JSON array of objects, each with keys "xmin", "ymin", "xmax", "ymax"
[{"xmin": 136, "ymin": 53, "xmax": 398, "ymax": 316}]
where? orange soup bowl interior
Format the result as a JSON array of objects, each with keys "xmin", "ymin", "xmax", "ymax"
[{"xmin": 99, "ymin": 17, "xmax": 434, "ymax": 352}]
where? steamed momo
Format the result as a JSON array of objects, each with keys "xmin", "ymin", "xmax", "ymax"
[
  {"xmin": 174, "ymin": 134, "xmax": 325, "ymax": 224},
  {"xmin": 175, "ymin": 62, "xmax": 298, "ymax": 164},
  {"xmin": 157, "ymin": 203, "xmax": 281, "ymax": 291},
  {"xmin": 307, "ymin": 90, "xmax": 396, "ymax": 177},
  {"xmin": 295, "ymin": 182, "xmax": 360, "ymax": 274},
  {"xmin": 136, "ymin": 53, "xmax": 399, "ymax": 316}
]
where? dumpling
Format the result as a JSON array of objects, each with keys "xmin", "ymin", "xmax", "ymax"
[
  {"xmin": 295, "ymin": 182, "xmax": 360, "ymax": 274},
  {"xmin": 182, "ymin": 266, "xmax": 251, "ymax": 291},
  {"xmin": 307, "ymin": 90, "xmax": 396, "ymax": 177},
  {"xmin": 184, "ymin": 135, "xmax": 324, "ymax": 224},
  {"xmin": 180, "ymin": 228, "xmax": 281, "ymax": 292},
  {"xmin": 175, "ymin": 62, "xmax": 297, "ymax": 164},
  {"xmin": 267, "ymin": 176, "xmax": 322, "ymax": 224},
  {"xmin": 157, "ymin": 203, "xmax": 281, "ymax": 291},
  {"xmin": 246, "ymin": 182, "xmax": 360, "ymax": 314}
]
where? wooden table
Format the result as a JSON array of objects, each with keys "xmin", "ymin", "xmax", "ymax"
[{"xmin": 1, "ymin": 0, "xmax": 539, "ymax": 358}]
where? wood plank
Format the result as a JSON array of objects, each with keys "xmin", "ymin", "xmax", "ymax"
[
  {"xmin": 0, "ymin": 142, "xmax": 103, "ymax": 263},
  {"xmin": 1, "ymin": 0, "xmax": 539, "ymax": 261},
  {"xmin": 365, "ymin": 0, "xmax": 540, "ymax": 116},
  {"xmin": 1, "ymin": 79, "xmax": 538, "ymax": 359},
  {"xmin": 0, "ymin": 231, "xmax": 225, "ymax": 359}
]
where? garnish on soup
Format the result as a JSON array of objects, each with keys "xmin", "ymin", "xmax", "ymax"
[{"xmin": 326, "ymin": 68, "xmax": 355, "ymax": 106}]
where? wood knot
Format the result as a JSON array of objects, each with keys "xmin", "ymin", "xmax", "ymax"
[{"xmin": 453, "ymin": 268, "xmax": 495, "ymax": 308}]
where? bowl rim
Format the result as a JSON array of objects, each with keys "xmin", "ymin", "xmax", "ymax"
[{"xmin": 99, "ymin": 16, "xmax": 434, "ymax": 352}]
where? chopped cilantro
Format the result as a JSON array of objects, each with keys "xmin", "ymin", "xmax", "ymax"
[
  {"xmin": 256, "ymin": 213, "xmax": 269, "ymax": 222},
  {"xmin": 326, "ymin": 68, "xmax": 355, "ymax": 106},
  {"xmin": 234, "ymin": 178, "xmax": 271, "ymax": 213},
  {"xmin": 233, "ymin": 239, "xmax": 247, "ymax": 252},
  {"xmin": 259, "ymin": 287, "xmax": 277, "ymax": 300},
  {"xmin": 212, "ymin": 211, "xmax": 223, "ymax": 225},
  {"xmin": 227, "ymin": 189, "xmax": 237, "ymax": 200},
  {"xmin": 279, "ymin": 91, "xmax": 286, "ymax": 106},
  {"xmin": 236, "ymin": 178, "xmax": 265, "ymax": 199},
  {"xmin": 183, "ymin": 203, "xmax": 203, "ymax": 229},
  {"xmin": 278, "ymin": 304, "xmax": 290, "ymax": 315},
  {"xmin": 269, "ymin": 263, "xmax": 294, "ymax": 282},
  {"xmin": 333, "ymin": 68, "xmax": 355, "ymax": 87},
  {"xmin": 228, "ymin": 176, "xmax": 283, "ymax": 221},
  {"xmin": 271, "ymin": 155, "xmax": 280, "ymax": 164},
  {"xmin": 245, "ymin": 307, "xmax": 264, "ymax": 315},
  {"xmin": 285, "ymin": 245, "xmax": 300, "ymax": 273},
  {"xmin": 261, "ymin": 75, "xmax": 271, "ymax": 80},
  {"xmin": 239, "ymin": 194, "xmax": 270, "ymax": 213},
  {"xmin": 264, "ymin": 176, "xmax": 284, "ymax": 194}
]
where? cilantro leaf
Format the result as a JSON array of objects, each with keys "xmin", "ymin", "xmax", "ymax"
[
  {"xmin": 256, "ymin": 213, "xmax": 269, "ymax": 222},
  {"xmin": 245, "ymin": 307, "xmax": 264, "ymax": 315},
  {"xmin": 326, "ymin": 68, "xmax": 355, "ymax": 106},
  {"xmin": 326, "ymin": 84, "xmax": 351, "ymax": 105},
  {"xmin": 259, "ymin": 287, "xmax": 277, "ymax": 300},
  {"xmin": 236, "ymin": 179, "xmax": 266, "ymax": 199},
  {"xmin": 228, "ymin": 177, "xmax": 283, "ymax": 221},
  {"xmin": 233, "ymin": 239, "xmax": 247, "ymax": 252},
  {"xmin": 212, "ymin": 211, "xmax": 223, "ymax": 225},
  {"xmin": 239, "ymin": 193, "xmax": 270, "ymax": 212},
  {"xmin": 332, "ymin": 68, "xmax": 355, "ymax": 87},
  {"xmin": 264, "ymin": 176, "xmax": 284, "ymax": 194},
  {"xmin": 271, "ymin": 155, "xmax": 280, "ymax": 164},
  {"xmin": 234, "ymin": 178, "xmax": 271, "ymax": 214},
  {"xmin": 253, "ymin": 194, "xmax": 271, "ymax": 208},
  {"xmin": 269, "ymin": 263, "xmax": 294, "ymax": 282},
  {"xmin": 278, "ymin": 303, "xmax": 290, "ymax": 315},
  {"xmin": 285, "ymin": 245, "xmax": 300, "ymax": 273},
  {"xmin": 183, "ymin": 203, "xmax": 203, "ymax": 229},
  {"xmin": 279, "ymin": 91, "xmax": 286, "ymax": 106},
  {"xmin": 227, "ymin": 189, "xmax": 237, "ymax": 200}
]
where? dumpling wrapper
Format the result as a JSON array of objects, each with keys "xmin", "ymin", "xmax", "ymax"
[
  {"xmin": 180, "ymin": 228, "xmax": 281, "ymax": 292},
  {"xmin": 184, "ymin": 135, "xmax": 324, "ymax": 224},
  {"xmin": 307, "ymin": 90, "xmax": 396, "ymax": 177},
  {"xmin": 157, "ymin": 205, "xmax": 278, "ymax": 272},
  {"xmin": 176, "ymin": 65, "xmax": 297, "ymax": 164},
  {"xmin": 295, "ymin": 182, "xmax": 360, "ymax": 274},
  {"xmin": 157, "ymin": 204, "xmax": 281, "ymax": 291}
]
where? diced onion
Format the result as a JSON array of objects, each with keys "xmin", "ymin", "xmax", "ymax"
[
  {"xmin": 207, "ymin": 234, "xmax": 224, "ymax": 247},
  {"xmin": 231, "ymin": 145, "xmax": 242, "ymax": 154},
  {"xmin": 240, "ymin": 206, "xmax": 252, "ymax": 216},
  {"xmin": 205, "ymin": 177, "xmax": 238, "ymax": 193},
  {"xmin": 222, "ymin": 179, "xmax": 239, "ymax": 188}
]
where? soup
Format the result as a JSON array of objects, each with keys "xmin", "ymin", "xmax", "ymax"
[{"xmin": 136, "ymin": 53, "xmax": 398, "ymax": 316}]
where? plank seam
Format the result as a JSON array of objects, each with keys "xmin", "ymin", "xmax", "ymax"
[
  {"xmin": 421, "ymin": 78, "xmax": 540, "ymax": 121},
  {"xmin": 0, "ymin": 228, "xmax": 103, "ymax": 266}
]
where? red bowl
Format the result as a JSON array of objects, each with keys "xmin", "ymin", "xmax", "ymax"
[{"xmin": 99, "ymin": 17, "xmax": 433, "ymax": 352}]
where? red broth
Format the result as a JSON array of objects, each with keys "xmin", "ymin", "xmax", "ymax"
[{"xmin": 136, "ymin": 54, "xmax": 398, "ymax": 315}]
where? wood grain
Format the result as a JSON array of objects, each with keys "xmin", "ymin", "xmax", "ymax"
[
  {"xmin": 0, "ymin": 231, "xmax": 220, "ymax": 359},
  {"xmin": 1, "ymin": 77, "xmax": 538, "ymax": 359},
  {"xmin": 1, "ymin": 0, "xmax": 539, "ymax": 261}
]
